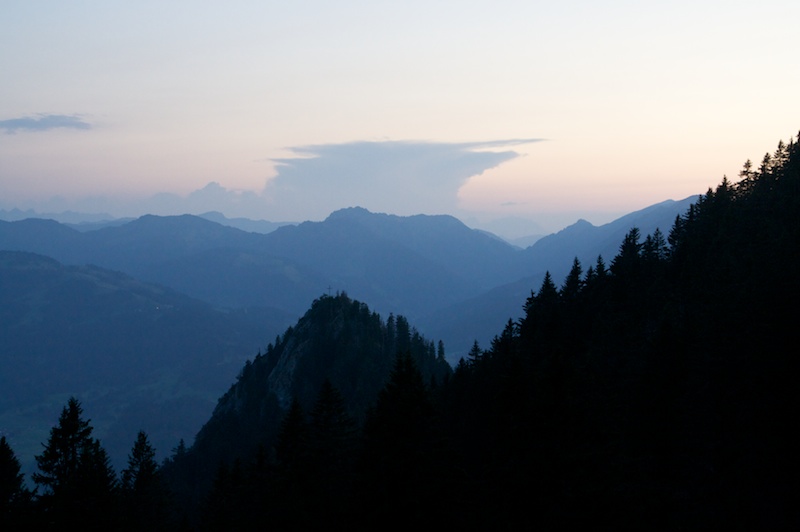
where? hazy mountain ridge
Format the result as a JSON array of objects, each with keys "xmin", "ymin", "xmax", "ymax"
[
  {"xmin": 0, "ymin": 208, "xmax": 120, "ymax": 225},
  {"xmin": 1, "ymin": 200, "xmax": 695, "ymax": 362},
  {"xmin": 323, "ymin": 207, "xmax": 526, "ymax": 288},
  {"xmin": 0, "ymin": 208, "xmax": 291, "ymax": 234},
  {"xmin": 197, "ymin": 211, "xmax": 295, "ymax": 234},
  {"xmin": 254, "ymin": 211, "xmax": 475, "ymax": 318},
  {"xmin": 0, "ymin": 250, "xmax": 295, "ymax": 473}
]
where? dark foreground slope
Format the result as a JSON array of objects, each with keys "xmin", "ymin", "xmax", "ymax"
[{"xmin": 439, "ymin": 136, "xmax": 799, "ymax": 528}]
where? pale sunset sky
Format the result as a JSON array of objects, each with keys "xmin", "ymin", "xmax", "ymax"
[{"xmin": 1, "ymin": 1, "xmax": 798, "ymax": 234}]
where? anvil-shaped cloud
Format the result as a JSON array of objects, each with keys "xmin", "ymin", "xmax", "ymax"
[{"xmin": 264, "ymin": 139, "xmax": 542, "ymax": 219}]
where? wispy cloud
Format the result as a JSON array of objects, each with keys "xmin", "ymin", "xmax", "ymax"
[{"xmin": 0, "ymin": 114, "xmax": 92, "ymax": 133}]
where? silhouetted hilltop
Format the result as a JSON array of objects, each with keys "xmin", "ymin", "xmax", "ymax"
[{"xmin": 164, "ymin": 292, "xmax": 450, "ymax": 515}]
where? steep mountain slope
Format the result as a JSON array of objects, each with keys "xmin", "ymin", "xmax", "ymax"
[
  {"xmin": 435, "ymin": 136, "xmax": 800, "ymax": 528},
  {"xmin": 164, "ymin": 292, "xmax": 451, "ymax": 507},
  {"xmin": 0, "ymin": 251, "xmax": 294, "ymax": 472},
  {"xmin": 197, "ymin": 292, "xmax": 450, "ymax": 454}
]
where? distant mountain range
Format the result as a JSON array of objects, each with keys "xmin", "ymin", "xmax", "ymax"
[
  {"xmin": 0, "ymin": 198, "xmax": 695, "ymax": 468},
  {"xmin": 0, "ymin": 208, "xmax": 293, "ymax": 234},
  {"xmin": 1, "ymin": 198, "xmax": 696, "ymax": 354},
  {"xmin": 1, "ymin": 198, "xmax": 695, "ymax": 325}
]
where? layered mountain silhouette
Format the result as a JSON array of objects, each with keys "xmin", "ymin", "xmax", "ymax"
[
  {"xmin": 3, "ymin": 131, "xmax": 797, "ymax": 529},
  {"xmin": 0, "ymin": 199, "xmax": 694, "ymax": 356}
]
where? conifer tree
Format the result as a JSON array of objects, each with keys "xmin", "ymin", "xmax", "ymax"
[
  {"xmin": 466, "ymin": 339, "xmax": 483, "ymax": 366},
  {"xmin": 171, "ymin": 439, "xmax": 187, "ymax": 461},
  {"xmin": 520, "ymin": 271, "xmax": 560, "ymax": 351},
  {"xmin": 610, "ymin": 227, "xmax": 642, "ymax": 278},
  {"xmin": 33, "ymin": 397, "xmax": 119, "ymax": 527},
  {"xmin": 33, "ymin": 397, "xmax": 94, "ymax": 497},
  {"xmin": 594, "ymin": 255, "xmax": 608, "ymax": 278},
  {"xmin": 74, "ymin": 438, "xmax": 118, "ymax": 515},
  {"xmin": 395, "ymin": 315, "xmax": 411, "ymax": 354},
  {"xmin": 642, "ymin": 228, "xmax": 668, "ymax": 263},
  {"xmin": 561, "ymin": 257, "xmax": 584, "ymax": 301},
  {"xmin": 121, "ymin": 431, "xmax": 159, "ymax": 492},
  {"xmin": 121, "ymin": 431, "xmax": 169, "ymax": 529}
]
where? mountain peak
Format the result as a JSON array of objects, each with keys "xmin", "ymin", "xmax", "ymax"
[
  {"xmin": 189, "ymin": 292, "xmax": 451, "ymax": 465},
  {"xmin": 552, "ymin": 218, "xmax": 595, "ymax": 236},
  {"xmin": 325, "ymin": 206, "xmax": 378, "ymax": 221}
]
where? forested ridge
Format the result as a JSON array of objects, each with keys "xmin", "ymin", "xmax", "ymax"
[{"xmin": 1, "ymin": 134, "xmax": 798, "ymax": 529}]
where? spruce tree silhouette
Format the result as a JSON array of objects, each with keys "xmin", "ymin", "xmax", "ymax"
[{"xmin": 33, "ymin": 397, "xmax": 119, "ymax": 528}]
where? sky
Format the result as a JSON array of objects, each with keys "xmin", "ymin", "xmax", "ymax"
[{"xmin": 1, "ymin": 1, "xmax": 798, "ymax": 236}]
